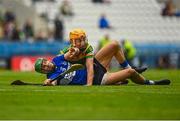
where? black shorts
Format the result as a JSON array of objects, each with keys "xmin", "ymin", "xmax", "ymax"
[{"xmin": 93, "ymin": 58, "xmax": 107, "ymax": 85}]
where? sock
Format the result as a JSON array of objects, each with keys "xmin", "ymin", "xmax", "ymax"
[
  {"xmin": 144, "ymin": 80, "xmax": 155, "ymax": 85},
  {"xmin": 120, "ymin": 60, "xmax": 131, "ymax": 69}
]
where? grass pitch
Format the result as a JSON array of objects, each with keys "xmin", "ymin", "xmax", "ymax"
[{"xmin": 0, "ymin": 69, "xmax": 180, "ymax": 120}]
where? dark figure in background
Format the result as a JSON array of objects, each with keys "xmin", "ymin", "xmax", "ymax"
[
  {"xmin": 23, "ymin": 19, "xmax": 34, "ymax": 40},
  {"xmin": 11, "ymin": 23, "xmax": 23, "ymax": 41},
  {"xmin": 161, "ymin": 0, "xmax": 180, "ymax": 17},
  {"xmin": 98, "ymin": 13, "xmax": 112, "ymax": 29},
  {"xmin": 11, "ymin": 28, "xmax": 19, "ymax": 40},
  {"xmin": 4, "ymin": 10, "xmax": 16, "ymax": 23},
  {"xmin": 3, "ymin": 10, "xmax": 16, "ymax": 40},
  {"xmin": 92, "ymin": 0, "xmax": 104, "ymax": 3},
  {"xmin": 60, "ymin": 0, "xmax": 74, "ymax": 16},
  {"xmin": 54, "ymin": 16, "xmax": 64, "ymax": 41},
  {"xmin": 92, "ymin": 0, "xmax": 111, "ymax": 4},
  {"xmin": 158, "ymin": 55, "xmax": 170, "ymax": 69}
]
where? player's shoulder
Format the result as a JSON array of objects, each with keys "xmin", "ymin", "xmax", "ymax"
[
  {"xmin": 60, "ymin": 45, "xmax": 72, "ymax": 54},
  {"xmin": 53, "ymin": 54, "xmax": 65, "ymax": 62},
  {"xmin": 85, "ymin": 43, "xmax": 93, "ymax": 54}
]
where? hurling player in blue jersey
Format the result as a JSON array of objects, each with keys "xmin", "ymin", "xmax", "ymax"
[{"xmin": 34, "ymin": 41, "xmax": 171, "ymax": 86}]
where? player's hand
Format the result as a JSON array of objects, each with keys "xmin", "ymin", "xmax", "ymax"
[
  {"xmin": 84, "ymin": 83, "xmax": 92, "ymax": 86},
  {"xmin": 43, "ymin": 79, "xmax": 52, "ymax": 86},
  {"xmin": 69, "ymin": 47, "xmax": 80, "ymax": 57}
]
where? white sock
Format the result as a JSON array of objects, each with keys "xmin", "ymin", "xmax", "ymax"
[
  {"xmin": 149, "ymin": 80, "xmax": 155, "ymax": 85},
  {"xmin": 124, "ymin": 64, "xmax": 131, "ymax": 69}
]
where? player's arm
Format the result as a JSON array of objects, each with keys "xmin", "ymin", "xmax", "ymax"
[
  {"xmin": 43, "ymin": 79, "xmax": 58, "ymax": 86},
  {"xmin": 84, "ymin": 45, "xmax": 94, "ymax": 86},
  {"xmin": 43, "ymin": 79, "xmax": 53, "ymax": 86},
  {"xmin": 60, "ymin": 45, "xmax": 79, "ymax": 56},
  {"xmin": 64, "ymin": 47, "xmax": 80, "ymax": 60},
  {"xmin": 85, "ymin": 57, "xmax": 94, "ymax": 86}
]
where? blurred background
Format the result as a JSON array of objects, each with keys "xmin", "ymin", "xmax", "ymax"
[{"xmin": 0, "ymin": 0, "xmax": 180, "ymax": 71}]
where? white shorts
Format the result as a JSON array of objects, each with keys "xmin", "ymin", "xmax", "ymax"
[{"xmin": 101, "ymin": 72, "xmax": 109, "ymax": 85}]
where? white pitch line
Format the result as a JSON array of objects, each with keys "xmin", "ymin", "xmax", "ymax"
[
  {"xmin": 0, "ymin": 89, "xmax": 57, "ymax": 92},
  {"xmin": 0, "ymin": 89, "xmax": 180, "ymax": 95}
]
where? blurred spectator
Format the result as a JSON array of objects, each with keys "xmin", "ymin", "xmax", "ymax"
[
  {"xmin": 4, "ymin": 10, "xmax": 16, "ymax": 23},
  {"xmin": 3, "ymin": 10, "xmax": 17, "ymax": 40},
  {"xmin": 32, "ymin": 0, "xmax": 55, "ymax": 2},
  {"xmin": 121, "ymin": 39, "xmax": 136, "ymax": 67},
  {"xmin": 60, "ymin": 0, "xmax": 74, "ymax": 16},
  {"xmin": 92, "ymin": 0, "xmax": 111, "ymax": 4},
  {"xmin": 11, "ymin": 26, "xmax": 20, "ymax": 41},
  {"xmin": 0, "ymin": 23, "xmax": 4, "ymax": 40},
  {"xmin": 11, "ymin": 23, "xmax": 24, "ymax": 41},
  {"xmin": 4, "ymin": 21, "xmax": 15, "ymax": 40},
  {"xmin": 169, "ymin": 53, "xmax": 179, "ymax": 69},
  {"xmin": 98, "ymin": 13, "xmax": 112, "ymax": 29},
  {"xmin": 161, "ymin": 0, "xmax": 180, "ymax": 17},
  {"xmin": 54, "ymin": 16, "xmax": 64, "ymax": 41},
  {"xmin": 23, "ymin": 19, "xmax": 34, "ymax": 40},
  {"xmin": 158, "ymin": 54, "xmax": 170, "ymax": 69},
  {"xmin": 35, "ymin": 30, "xmax": 47, "ymax": 41},
  {"xmin": 92, "ymin": 0, "xmax": 104, "ymax": 3},
  {"xmin": 0, "ymin": 10, "xmax": 4, "ymax": 23},
  {"xmin": 47, "ymin": 29, "xmax": 54, "ymax": 42},
  {"xmin": 97, "ymin": 34, "xmax": 111, "ymax": 50},
  {"xmin": 40, "ymin": 12, "xmax": 49, "ymax": 22}
]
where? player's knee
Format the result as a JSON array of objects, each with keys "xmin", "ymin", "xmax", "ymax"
[
  {"xmin": 126, "ymin": 68, "xmax": 136, "ymax": 75},
  {"xmin": 110, "ymin": 40, "xmax": 119, "ymax": 50}
]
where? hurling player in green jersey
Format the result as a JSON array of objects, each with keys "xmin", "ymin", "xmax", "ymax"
[{"xmin": 60, "ymin": 28, "xmax": 94, "ymax": 86}]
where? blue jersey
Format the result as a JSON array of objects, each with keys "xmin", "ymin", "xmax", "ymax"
[{"xmin": 47, "ymin": 55, "xmax": 87, "ymax": 85}]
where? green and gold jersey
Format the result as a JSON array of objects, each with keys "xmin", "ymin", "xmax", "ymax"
[{"xmin": 59, "ymin": 43, "xmax": 94, "ymax": 65}]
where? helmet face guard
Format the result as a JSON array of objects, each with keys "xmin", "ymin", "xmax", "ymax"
[
  {"xmin": 34, "ymin": 58, "xmax": 45, "ymax": 73},
  {"xmin": 35, "ymin": 58, "xmax": 55, "ymax": 74}
]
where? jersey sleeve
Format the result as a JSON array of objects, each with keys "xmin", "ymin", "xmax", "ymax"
[
  {"xmin": 85, "ymin": 44, "xmax": 94, "ymax": 58},
  {"xmin": 47, "ymin": 55, "xmax": 66, "ymax": 80},
  {"xmin": 52, "ymin": 54, "xmax": 65, "ymax": 62},
  {"xmin": 59, "ymin": 46, "xmax": 70, "ymax": 54}
]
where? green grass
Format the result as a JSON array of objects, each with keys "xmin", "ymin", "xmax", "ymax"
[{"xmin": 0, "ymin": 69, "xmax": 180, "ymax": 120}]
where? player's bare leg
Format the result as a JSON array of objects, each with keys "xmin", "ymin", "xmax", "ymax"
[
  {"xmin": 95, "ymin": 41, "xmax": 147, "ymax": 73},
  {"xmin": 95, "ymin": 41, "xmax": 127, "ymax": 69},
  {"xmin": 102, "ymin": 68, "xmax": 170, "ymax": 85},
  {"xmin": 103, "ymin": 68, "xmax": 145, "ymax": 85}
]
